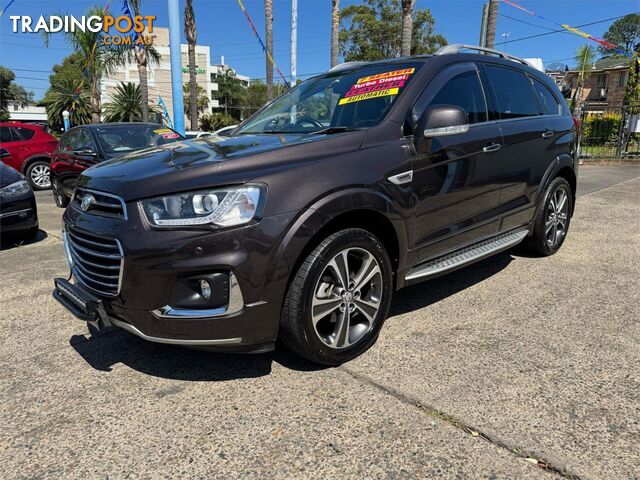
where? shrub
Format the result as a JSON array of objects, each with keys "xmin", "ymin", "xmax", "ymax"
[
  {"xmin": 200, "ymin": 112, "xmax": 235, "ymax": 131},
  {"xmin": 582, "ymin": 112, "xmax": 621, "ymax": 145}
]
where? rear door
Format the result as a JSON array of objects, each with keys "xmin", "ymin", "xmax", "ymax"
[
  {"xmin": 0, "ymin": 126, "xmax": 23, "ymax": 171},
  {"xmin": 482, "ymin": 64, "xmax": 561, "ymax": 231},
  {"xmin": 409, "ymin": 62, "xmax": 504, "ymax": 262}
]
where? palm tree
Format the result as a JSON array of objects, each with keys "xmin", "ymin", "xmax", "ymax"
[
  {"xmin": 331, "ymin": 0, "xmax": 340, "ymax": 67},
  {"xmin": 103, "ymin": 82, "xmax": 146, "ymax": 122},
  {"xmin": 182, "ymin": 84, "xmax": 210, "ymax": 116},
  {"xmin": 42, "ymin": 77, "xmax": 91, "ymax": 131},
  {"xmin": 572, "ymin": 45, "xmax": 597, "ymax": 116},
  {"xmin": 129, "ymin": 0, "xmax": 161, "ymax": 122},
  {"xmin": 265, "ymin": 0, "xmax": 274, "ymax": 100},
  {"xmin": 400, "ymin": 0, "xmax": 414, "ymax": 57},
  {"xmin": 44, "ymin": 6, "xmax": 124, "ymax": 123},
  {"xmin": 184, "ymin": 0, "xmax": 199, "ymax": 129},
  {"xmin": 485, "ymin": 0, "xmax": 499, "ymax": 49}
]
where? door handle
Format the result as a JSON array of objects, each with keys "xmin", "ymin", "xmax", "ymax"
[
  {"xmin": 542, "ymin": 130, "xmax": 554, "ymax": 139},
  {"xmin": 482, "ymin": 143, "xmax": 501, "ymax": 153}
]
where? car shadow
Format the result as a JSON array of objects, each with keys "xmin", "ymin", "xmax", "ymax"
[
  {"xmin": 0, "ymin": 229, "xmax": 48, "ymax": 251},
  {"xmin": 69, "ymin": 325, "xmax": 325, "ymax": 381},
  {"xmin": 69, "ymin": 251, "xmax": 515, "ymax": 381}
]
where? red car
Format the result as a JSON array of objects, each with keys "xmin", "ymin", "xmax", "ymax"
[{"xmin": 0, "ymin": 122, "xmax": 58, "ymax": 190}]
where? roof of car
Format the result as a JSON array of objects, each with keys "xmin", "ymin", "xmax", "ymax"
[{"xmin": 82, "ymin": 122, "xmax": 168, "ymax": 129}]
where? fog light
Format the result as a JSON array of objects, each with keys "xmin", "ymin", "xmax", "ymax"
[{"xmin": 199, "ymin": 279, "xmax": 212, "ymax": 300}]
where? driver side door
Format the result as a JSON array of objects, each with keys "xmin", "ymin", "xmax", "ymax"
[{"xmin": 409, "ymin": 62, "xmax": 504, "ymax": 262}]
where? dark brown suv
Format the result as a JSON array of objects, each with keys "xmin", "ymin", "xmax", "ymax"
[{"xmin": 53, "ymin": 45, "xmax": 578, "ymax": 365}]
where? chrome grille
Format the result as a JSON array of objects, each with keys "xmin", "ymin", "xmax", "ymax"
[
  {"xmin": 72, "ymin": 188, "xmax": 127, "ymax": 219},
  {"xmin": 65, "ymin": 226, "xmax": 123, "ymax": 297}
]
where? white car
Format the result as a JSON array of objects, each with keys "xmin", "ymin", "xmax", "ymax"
[
  {"xmin": 184, "ymin": 131, "xmax": 213, "ymax": 139},
  {"xmin": 213, "ymin": 125, "xmax": 238, "ymax": 137}
]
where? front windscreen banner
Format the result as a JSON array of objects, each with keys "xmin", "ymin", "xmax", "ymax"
[{"xmin": 338, "ymin": 68, "xmax": 416, "ymax": 105}]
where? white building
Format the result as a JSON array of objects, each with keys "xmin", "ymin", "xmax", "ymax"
[
  {"xmin": 9, "ymin": 104, "xmax": 47, "ymax": 123},
  {"xmin": 101, "ymin": 28, "xmax": 249, "ymax": 128}
]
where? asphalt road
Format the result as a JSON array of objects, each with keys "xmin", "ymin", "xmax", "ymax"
[{"xmin": 1, "ymin": 165, "xmax": 639, "ymax": 479}]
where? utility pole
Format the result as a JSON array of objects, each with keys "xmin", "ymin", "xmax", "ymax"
[
  {"xmin": 290, "ymin": 0, "xmax": 297, "ymax": 123},
  {"xmin": 485, "ymin": 0, "xmax": 499, "ymax": 49},
  {"xmin": 479, "ymin": 3, "xmax": 489, "ymax": 47},
  {"xmin": 167, "ymin": 0, "xmax": 185, "ymax": 135}
]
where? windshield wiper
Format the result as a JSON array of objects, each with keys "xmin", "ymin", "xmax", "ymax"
[{"xmin": 311, "ymin": 126, "xmax": 360, "ymax": 135}]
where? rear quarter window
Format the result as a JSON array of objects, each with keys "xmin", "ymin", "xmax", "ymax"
[
  {"xmin": 531, "ymin": 78, "xmax": 561, "ymax": 116},
  {"xmin": 11, "ymin": 126, "xmax": 36, "ymax": 141}
]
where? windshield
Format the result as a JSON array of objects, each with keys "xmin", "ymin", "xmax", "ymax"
[
  {"xmin": 236, "ymin": 62, "xmax": 422, "ymax": 134},
  {"xmin": 94, "ymin": 125, "xmax": 183, "ymax": 154}
]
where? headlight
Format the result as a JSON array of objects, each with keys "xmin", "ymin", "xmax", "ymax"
[
  {"xmin": 0, "ymin": 180, "xmax": 31, "ymax": 197},
  {"xmin": 141, "ymin": 185, "xmax": 264, "ymax": 228}
]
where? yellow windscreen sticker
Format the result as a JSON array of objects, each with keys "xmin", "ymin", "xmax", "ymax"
[
  {"xmin": 356, "ymin": 68, "xmax": 415, "ymax": 84},
  {"xmin": 338, "ymin": 87, "xmax": 399, "ymax": 105},
  {"xmin": 153, "ymin": 128, "xmax": 173, "ymax": 134}
]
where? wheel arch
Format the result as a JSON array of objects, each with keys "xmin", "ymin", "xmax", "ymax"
[
  {"xmin": 534, "ymin": 154, "xmax": 576, "ymax": 221},
  {"xmin": 22, "ymin": 154, "xmax": 51, "ymax": 174}
]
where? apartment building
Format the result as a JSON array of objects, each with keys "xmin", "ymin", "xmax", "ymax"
[{"xmin": 101, "ymin": 28, "xmax": 249, "ymax": 128}]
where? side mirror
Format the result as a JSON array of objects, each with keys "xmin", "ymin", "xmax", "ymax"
[
  {"xmin": 0, "ymin": 148, "xmax": 10, "ymax": 159},
  {"xmin": 418, "ymin": 105, "xmax": 469, "ymax": 138},
  {"xmin": 560, "ymin": 84, "xmax": 572, "ymax": 99}
]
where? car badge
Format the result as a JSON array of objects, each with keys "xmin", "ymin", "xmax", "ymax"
[{"xmin": 81, "ymin": 193, "xmax": 95, "ymax": 212}]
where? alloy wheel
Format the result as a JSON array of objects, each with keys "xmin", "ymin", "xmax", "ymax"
[
  {"xmin": 30, "ymin": 164, "xmax": 51, "ymax": 189},
  {"xmin": 311, "ymin": 247, "xmax": 382, "ymax": 349},
  {"xmin": 545, "ymin": 186, "xmax": 569, "ymax": 247}
]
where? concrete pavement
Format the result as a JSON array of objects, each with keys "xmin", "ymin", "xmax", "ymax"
[{"xmin": 1, "ymin": 166, "xmax": 638, "ymax": 479}]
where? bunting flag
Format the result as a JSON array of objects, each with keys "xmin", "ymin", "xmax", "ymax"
[
  {"xmin": 158, "ymin": 96, "xmax": 174, "ymax": 129},
  {"xmin": 122, "ymin": 0, "xmax": 140, "ymax": 46},
  {"xmin": 0, "ymin": 0, "xmax": 15, "ymax": 17},
  {"xmin": 500, "ymin": 0, "xmax": 630, "ymax": 57},
  {"xmin": 236, "ymin": 0, "xmax": 290, "ymax": 87}
]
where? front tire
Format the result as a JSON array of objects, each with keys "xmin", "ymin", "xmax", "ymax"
[
  {"xmin": 26, "ymin": 160, "xmax": 51, "ymax": 190},
  {"xmin": 523, "ymin": 177, "xmax": 573, "ymax": 256},
  {"xmin": 52, "ymin": 177, "xmax": 69, "ymax": 208},
  {"xmin": 280, "ymin": 228, "xmax": 393, "ymax": 366}
]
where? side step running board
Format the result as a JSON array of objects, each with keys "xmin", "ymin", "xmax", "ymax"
[{"xmin": 405, "ymin": 229, "xmax": 528, "ymax": 281}]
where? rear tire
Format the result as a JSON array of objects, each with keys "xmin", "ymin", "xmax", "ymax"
[
  {"xmin": 25, "ymin": 160, "xmax": 51, "ymax": 190},
  {"xmin": 522, "ymin": 177, "xmax": 573, "ymax": 256},
  {"xmin": 280, "ymin": 228, "xmax": 393, "ymax": 366},
  {"xmin": 52, "ymin": 177, "xmax": 70, "ymax": 208}
]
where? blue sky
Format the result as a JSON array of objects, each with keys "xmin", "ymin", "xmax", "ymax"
[{"xmin": 0, "ymin": 0, "xmax": 637, "ymax": 100}]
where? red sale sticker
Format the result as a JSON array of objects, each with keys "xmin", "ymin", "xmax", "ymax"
[{"xmin": 162, "ymin": 133, "xmax": 180, "ymax": 139}]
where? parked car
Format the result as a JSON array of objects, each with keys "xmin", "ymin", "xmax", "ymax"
[
  {"xmin": 50, "ymin": 123, "xmax": 184, "ymax": 208},
  {"xmin": 184, "ymin": 130, "xmax": 213, "ymax": 139},
  {"xmin": 213, "ymin": 125, "xmax": 239, "ymax": 137},
  {"xmin": 0, "ymin": 122, "xmax": 58, "ymax": 190},
  {"xmin": 0, "ymin": 160, "xmax": 38, "ymax": 239},
  {"xmin": 53, "ymin": 45, "xmax": 578, "ymax": 365}
]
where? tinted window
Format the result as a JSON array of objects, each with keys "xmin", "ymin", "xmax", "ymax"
[
  {"xmin": 485, "ymin": 65, "xmax": 539, "ymax": 119},
  {"xmin": 76, "ymin": 129, "xmax": 97, "ymax": 151},
  {"xmin": 428, "ymin": 70, "xmax": 487, "ymax": 124},
  {"xmin": 94, "ymin": 125, "xmax": 183, "ymax": 154},
  {"xmin": 532, "ymin": 78, "xmax": 560, "ymax": 116},
  {"xmin": 0, "ymin": 127, "xmax": 13, "ymax": 142},
  {"xmin": 60, "ymin": 130, "xmax": 80, "ymax": 150},
  {"xmin": 11, "ymin": 126, "xmax": 35, "ymax": 141}
]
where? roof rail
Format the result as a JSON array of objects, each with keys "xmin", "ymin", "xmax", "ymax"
[
  {"xmin": 328, "ymin": 61, "xmax": 369, "ymax": 73},
  {"xmin": 435, "ymin": 44, "xmax": 530, "ymax": 67}
]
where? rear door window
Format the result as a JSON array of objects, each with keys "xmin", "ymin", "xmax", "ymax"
[
  {"xmin": 0, "ymin": 126, "xmax": 14, "ymax": 143},
  {"xmin": 531, "ymin": 78, "xmax": 561, "ymax": 116},
  {"xmin": 485, "ymin": 65, "xmax": 539, "ymax": 119}
]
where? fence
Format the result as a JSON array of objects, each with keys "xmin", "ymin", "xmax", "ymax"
[{"xmin": 579, "ymin": 102, "xmax": 640, "ymax": 160}]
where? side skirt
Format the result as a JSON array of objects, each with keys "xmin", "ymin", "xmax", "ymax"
[{"xmin": 404, "ymin": 228, "xmax": 528, "ymax": 282}]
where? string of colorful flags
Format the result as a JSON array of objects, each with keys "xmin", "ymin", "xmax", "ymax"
[
  {"xmin": 0, "ymin": 0, "xmax": 15, "ymax": 17},
  {"xmin": 501, "ymin": 0, "xmax": 630, "ymax": 57},
  {"xmin": 236, "ymin": 0, "xmax": 290, "ymax": 87}
]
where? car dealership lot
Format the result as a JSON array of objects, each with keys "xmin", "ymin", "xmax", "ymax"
[{"xmin": 1, "ymin": 166, "xmax": 638, "ymax": 479}]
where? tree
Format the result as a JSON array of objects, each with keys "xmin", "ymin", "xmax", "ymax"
[
  {"xmin": 184, "ymin": 0, "xmax": 199, "ymax": 130},
  {"xmin": 214, "ymin": 68, "xmax": 246, "ymax": 121},
  {"xmin": 182, "ymin": 84, "xmax": 209, "ymax": 116},
  {"xmin": 42, "ymin": 77, "xmax": 91, "ymax": 131},
  {"xmin": 129, "ymin": 0, "xmax": 161, "ymax": 122},
  {"xmin": 265, "ymin": 0, "xmax": 274, "ymax": 100},
  {"xmin": 331, "ymin": 0, "xmax": 340, "ymax": 67},
  {"xmin": 624, "ymin": 56, "xmax": 640, "ymax": 115},
  {"xmin": 44, "ymin": 6, "xmax": 125, "ymax": 123},
  {"xmin": 572, "ymin": 45, "xmax": 597, "ymax": 117},
  {"xmin": 200, "ymin": 112, "xmax": 235, "ymax": 131},
  {"xmin": 103, "ymin": 82, "xmax": 147, "ymax": 122},
  {"xmin": 339, "ymin": 0, "xmax": 446, "ymax": 61},
  {"xmin": 0, "ymin": 66, "xmax": 34, "ymax": 121},
  {"xmin": 600, "ymin": 13, "xmax": 640, "ymax": 57},
  {"xmin": 238, "ymin": 80, "xmax": 286, "ymax": 118},
  {"xmin": 400, "ymin": 0, "xmax": 415, "ymax": 57},
  {"xmin": 485, "ymin": 0, "xmax": 499, "ymax": 49}
]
